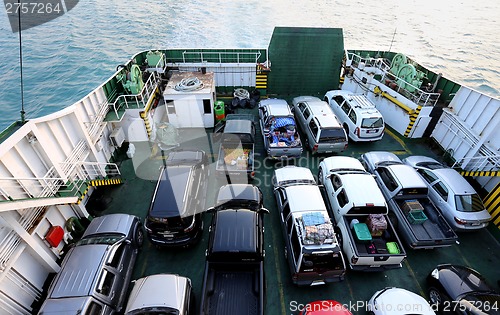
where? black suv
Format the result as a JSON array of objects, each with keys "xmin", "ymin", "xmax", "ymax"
[{"xmin": 145, "ymin": 149, "xmax": 208, "ymax": 247}]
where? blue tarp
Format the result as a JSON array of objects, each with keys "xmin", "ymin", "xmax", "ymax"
[{"xmin": 274, "ymin": 117, "xmax": 295, "ymax": 128}]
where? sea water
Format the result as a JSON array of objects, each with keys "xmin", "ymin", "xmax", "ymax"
[{"xmin": 0, "ymin": 0, "xmax": 498, "ymax": 131}]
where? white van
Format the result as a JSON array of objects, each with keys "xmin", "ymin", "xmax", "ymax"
[
  {"xmin": 291, "ymin": 96, "xmax": 348, "ymax": 154},
  {"xmin": 324, "ymin": 90, "xmax": 384, "ymax": 142}
]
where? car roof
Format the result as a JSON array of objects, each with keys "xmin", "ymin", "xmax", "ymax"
[
  {"xmin": 326, "ymin": 90, "xmax": 380, "ymax": 113},
  {"xmin": 322, "ymin": 156, "xmax": 366, "ymax": 172},
  {"xmin": 125, "ymin": 274, "xmax": 188, "ymax": 313},
  {"xmin": 39, "ymin": 297, "xmax": 91, "ymax": 314},
  {"xmin": 432, "ymin": 168, "xmax": 477, "ymax": 194},
  {"xmin": 49, "ymin": 245, "xmax": 108, "ymax": 298},
  {"xmin": 274, "ymin": 166, "xmax": 316, "ymax": 187},
  {"xmin": 82, "ymin": 213, "xmax": 135, "ymax": 238},
  {"xmin": 224, "ymin": 119, "xmax": 253, "ymax": 134},
  {"xmin": 284, "ymin": 185, "xmax": 327, "ymax": 213},
  {"xmin": 262, "ymin": 100, "xmax": 293, "ymax": 116},
  {"xmin": 338, "ymin": 173, "xmax": 387, "ymax": 207},
  {"xmin": 149, "ymin": 165, "xmax": 192, "ymax": 217},
  {"xmin": 212, "ymin": 209, "xmax": 258, "ymax": 253},
  {"xmin": 389, "ymin": 164, "xmax": 428, "ymax": 189},
  {"xmin": 259, "ymin": 98, "xmax": 289, "ymax": 107},
  {"xmin": 315, "ymin": 113, "xmax": 342, "ymax": 128},
  {"xmin": 363, "ymin": 151, "xmax": 402, "ymax": 168}
]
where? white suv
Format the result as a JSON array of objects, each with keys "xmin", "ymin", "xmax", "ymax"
[{"xmin": 324, "ymin": 90, "xmax": 384, "ymax": 142}]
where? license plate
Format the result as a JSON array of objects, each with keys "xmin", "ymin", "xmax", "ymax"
[
  {"xmin": 370, "ymin": 264, "xmax": 381, "ymax": 268},
  {"xmin": 471, "ymin": 222, "xmax": 481, "ymax": 226},
  {"xmin": 366, "ymin": 129, "xmax": 378, "ymax": 133}
]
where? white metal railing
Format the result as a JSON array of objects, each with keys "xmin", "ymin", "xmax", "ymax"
[
  {"xmin": 181, "ymin": 51, "xmax": 261, "ymax": 64},
  {"xmin": 85, "ymin": 99, "xmax": 110, "ymax": 144},
  {"xmin": 0, "ymin": 161, "xmax": 120, "ymax": 202},
  {"xmin": 110, "ymin": 71, "xmax": 161, "ymax": 121},
  {"xmin": 346, "ymin": 52, "xmax": 441, "ymax": 107},
  {"xmin": 451, "ymin": 155, "xmax": 500, "ymax": 172},
  {"xmin": 0, "ymin": 228, "xmax": 22, "ymax": 271}
]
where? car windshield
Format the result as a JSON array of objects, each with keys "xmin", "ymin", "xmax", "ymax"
[
  {"xmin": 455, "ymin": 194, "xmax": 485, "ymax": 212},
  {"xmin": 75, "ymin": 233, "xmax": 124, "ymax": 246},
  {"xmin": 416, "ymin": 162, "xmax": 444, "ymax": 170},
  {"xmin": 361, "ymin": 117, "xmax": 383, "ymax": 128}
]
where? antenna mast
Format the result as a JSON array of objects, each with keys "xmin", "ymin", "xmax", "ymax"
[{"xmin": 17, "ymin": 0, "xmax": 26, "ymax": 124}]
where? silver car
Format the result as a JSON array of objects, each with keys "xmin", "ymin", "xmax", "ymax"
[{"xmin": 403, "ymin": 156, "xmax": 491, "ymax": 231}]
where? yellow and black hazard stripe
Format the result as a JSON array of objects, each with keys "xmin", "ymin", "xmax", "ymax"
[
  {"xmin": 89, "ymin": 178, "xmax": 123, "ymax": 187},
  {"xmin": 404, "ymin": 105, "xmax": 423, "ymax": 138},
  {"xmin": 484, "ymin": 182, "xmax": 500, "ymax": 228},
  {"xmin": 76, "ymin": 185, "xmax": 89, "ymax": 205},
  {"xmin": 460, "ymin": 170, "xmax": 500, "ymax": 177},
  {"xmin": 140, "ymin": 111, "xmax": 153, "ymax": 138}
]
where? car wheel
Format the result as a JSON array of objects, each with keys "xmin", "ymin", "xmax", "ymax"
[
  {"xmin": 135, "ymin": 226, "xmax": 144, "ymax": 248},
  {"xmin": 428, "ymin": 287, "xmax": 442, "ymax": 306}
]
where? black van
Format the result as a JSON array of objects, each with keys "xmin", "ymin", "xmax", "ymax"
[{"xmin": 145, "ymin": 150, "xmax": 208, "ymax": 247}]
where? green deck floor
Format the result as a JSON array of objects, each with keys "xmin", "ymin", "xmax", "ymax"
[{"xmin": 89, "ymin": 107, "xmax": 500, "ymax": 315}]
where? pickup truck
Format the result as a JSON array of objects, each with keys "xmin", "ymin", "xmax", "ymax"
[
  {"xmin": 273, "ymin": 166, "xmax": 346, "ymax": 286},
  {"xmin": 361, "ymin": 151, "xmax": 459, "ymax": 249},
  {"xmin": 258, "ymin": 98, "xmax": 302, "ymax": 159},
  {"xmin": 318, "ymin": 156, "xmax": 406, "ymax": 271},
  {"xmin": 215, "ymin": 114, "xmax": 256, "ymax": 180},
  {"xmin": 200, "ymin": 184, "xmax": 268, "ymax": 315}
]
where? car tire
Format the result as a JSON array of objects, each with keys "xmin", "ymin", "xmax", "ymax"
[
  {"xmin": 428, "ymin": 287, "xmax": 443, "ymax": 307},
  {"xmin": 135, "ymin": 226, "xmax": 144, "ymax": 248}
]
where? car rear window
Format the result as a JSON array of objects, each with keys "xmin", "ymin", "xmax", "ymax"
[
  {"xmin": 455, "ymin": 194, "xmax": 485, "ymax": 212},
  {"xmin": 361, "ymin": 117, "xmax": 384, "ymax": 128},
  {"xmin": 319, "ymin": 129, "xmax": 346, "ymax": 142}
]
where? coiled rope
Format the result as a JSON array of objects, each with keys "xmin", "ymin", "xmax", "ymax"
[
  {"xmin": 174, "ymin": 77, "xmax": 204, "ymax": 92},
  {"xmin": 234, "ymin": 88, "xmax": 250, "ymax": 100}
]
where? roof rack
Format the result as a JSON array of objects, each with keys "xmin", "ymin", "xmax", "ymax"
[{"xmin": 296, "ymin": 212, "xmax": 336, "ymax": 245}]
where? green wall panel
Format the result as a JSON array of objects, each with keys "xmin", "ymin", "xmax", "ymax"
[{"xmin": 267, "ymin": 27, "xmax": 344, "ymax": 97}]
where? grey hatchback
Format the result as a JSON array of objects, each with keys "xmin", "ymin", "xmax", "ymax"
[
  {"xmin": 403, "ymin": 156, "xmax": 491, "ymax": 231},
  {"xmin": 38, "ymin": 214, "xmax": 144, "ymax": 315}
]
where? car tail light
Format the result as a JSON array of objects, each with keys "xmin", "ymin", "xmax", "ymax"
[
  {"xmin": 250, "ymin": 171, "xmax": 256, "ymax": 178},
  {"xmin": 454, "ymin": 217, "xmax": 466, "ymax": 225},
  {"xmin": 313, "ymin": 144, "xmax": 318, "ymax": 152},
  {"xmin": 183, "ymin": 217, "xmax": 196, "ymax": 233},
  {"xmin": 355, "ymin": 127, "xmax": 360, "ymax": 136}
]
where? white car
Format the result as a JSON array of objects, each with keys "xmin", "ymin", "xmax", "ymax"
[
  {"xmin": 403, "ymin": 155, "xmax": 491, "ymax": 231},
  {"xmin": 125, "ymin": 274, "xmax": 195, "ymax": 315},
  {"xmin": 367, "ymin": 287, "xmax": 436, "ymax": 315},
  {"xmin": 324, "ymin": 90, "xmax": 384, "ymax": 142}
]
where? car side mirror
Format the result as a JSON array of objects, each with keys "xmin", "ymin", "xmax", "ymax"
[{"xmin": 260, "ymin": 207, "xmax": 270, "ymax": 214}]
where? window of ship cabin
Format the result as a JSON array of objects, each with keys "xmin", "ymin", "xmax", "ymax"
[
  {"xmin": 333, "ymin": 96, "xmax": 345, "ymax": 107},
  {"xmin": 86, "ymin": 302, "xmax": 104, "ymax": 315},
  {"xmin": 166, "ymin": 99, "xmax": 175, "ymax": 114},
  {"xmin": 203, "ymin": 99, "xmax": 211, "ymax": 114}
]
